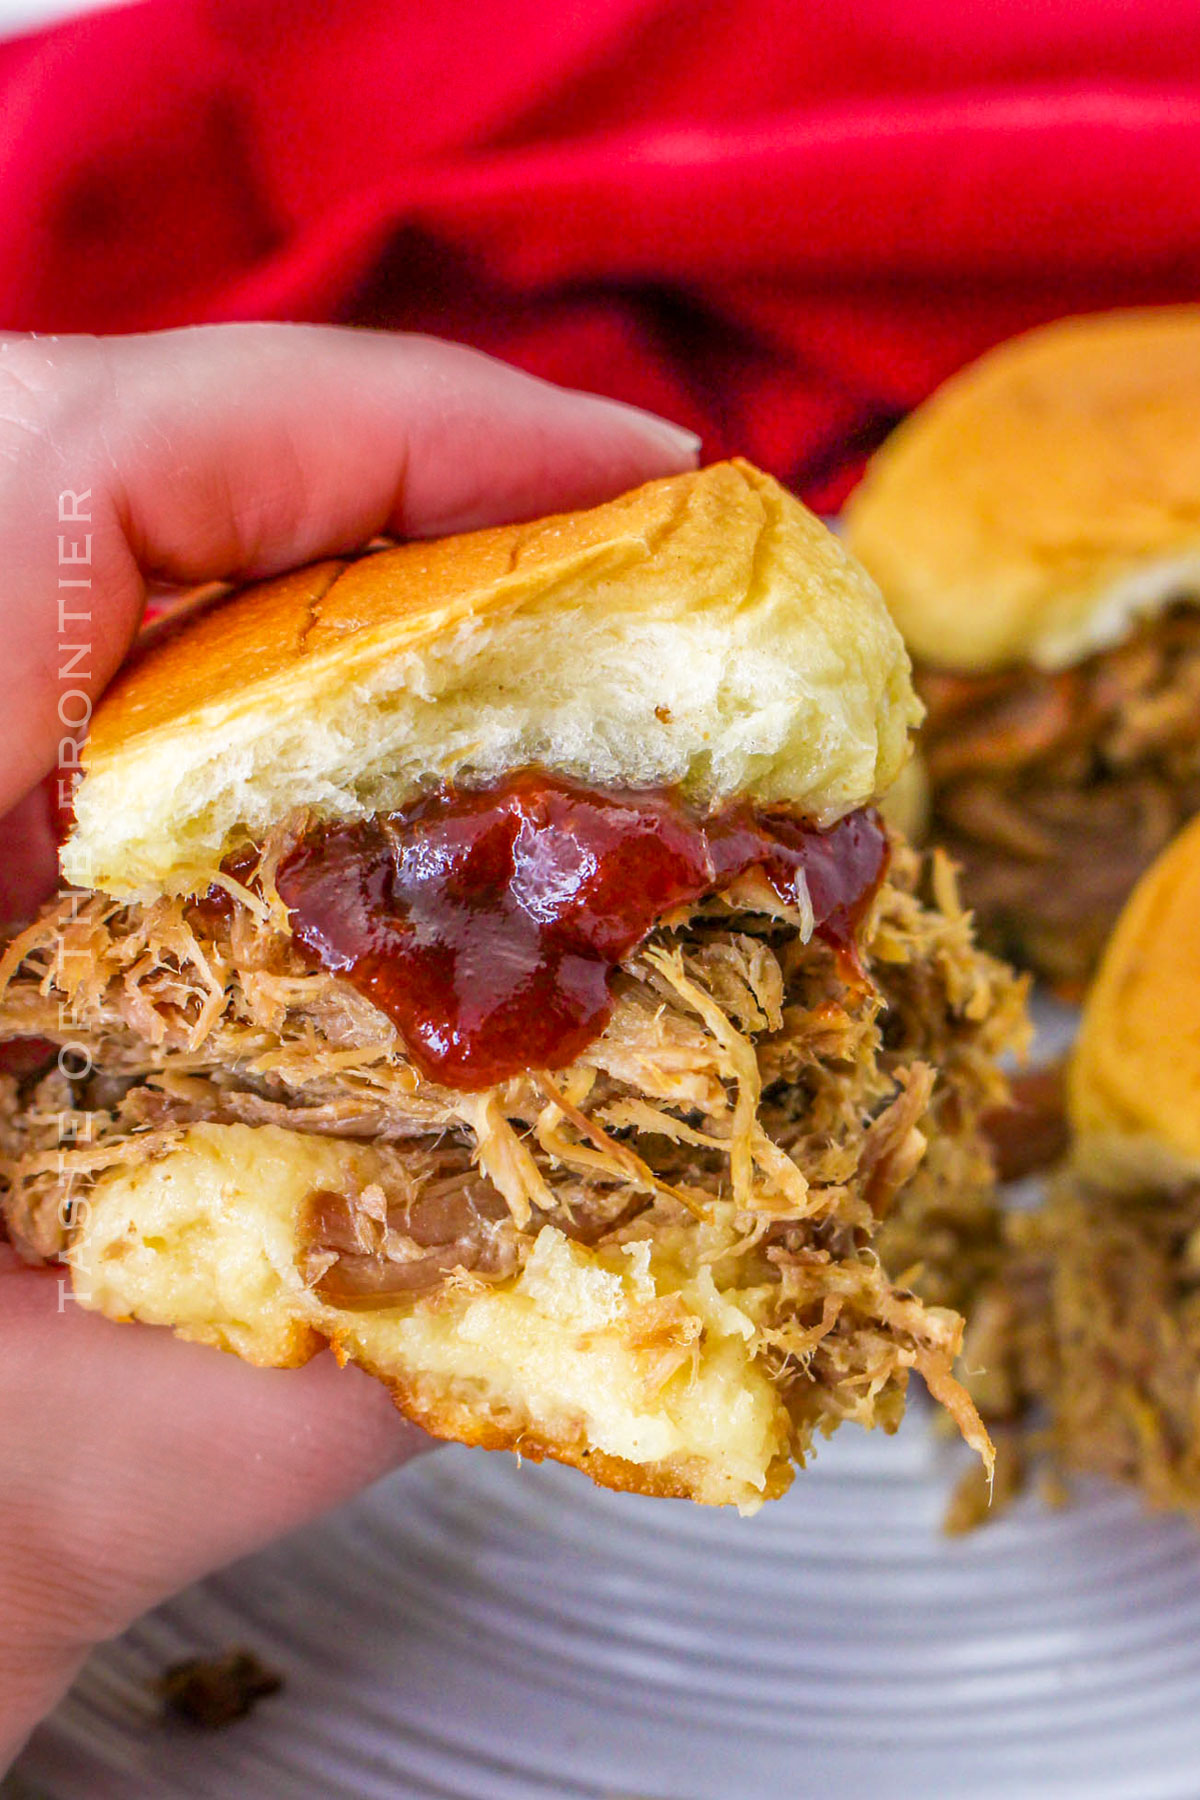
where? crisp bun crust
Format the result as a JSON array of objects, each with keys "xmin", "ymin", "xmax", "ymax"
[
  {"xmin": 1071, "ymin": 810, "xmax": 1200, "ymax": 1187},
  {"xmin": 64, "ymin": 460, "xmax": 918, "ymax": 896},
  {"xmin": 91, "ymin": 1306, "xmax": 789, "ymax": 1508},
  {"xmin": 369, "ymin": 1366, "xmax": 793, "ymax": 1508},
  {"xmin": 844, "ymin": 308, "xmax": 1200, "ymax": 672}
]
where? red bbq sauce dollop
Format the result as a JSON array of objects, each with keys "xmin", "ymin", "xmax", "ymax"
[{"xmin": 275, "ymin": 772, "xmax": 888, "ymax": 1090}]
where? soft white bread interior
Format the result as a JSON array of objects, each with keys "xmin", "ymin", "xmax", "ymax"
[
  {"xmin": 843, "ymin": 307, "xmax": 1200, "ymax": 672},
  {"xmin": 64, "ymin": 459, "xmax": 919, "ymax": 899},
  {"xmin": 69, "ymin": 1123, "xmax": 791, "ymax": 1510},
  {"xmin": 1070, "ymin": 811, "xmax": 1200, "ymax": 1193}
]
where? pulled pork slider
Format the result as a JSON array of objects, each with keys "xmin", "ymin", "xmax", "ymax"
[
  {"xmin": 1070, "ymin": 809, "xmax": 1200, "ymax": 1195},
  {"xmin": 968, "ymin": 814, "xmax": 1200, "ymax": 1514},
  {"xmin": 0, "ymin": 460, "xmax": 1022, "ymax": 1510},
  {"xmin": 844, "ymin": 307, "xmax": 1200, "ymax": 990}
]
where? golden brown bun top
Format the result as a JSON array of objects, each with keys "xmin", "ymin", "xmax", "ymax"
[
  {"xmin": 844, "ymin": 308, "xmax": 1200, "ymax": 672},
  {"xmin": 1070, "ymin": 810, "xmax": 1200, "ymax": 1189},
  {"xmin": 64, "ymin": 460, "xmax": 919, "ymax": 898}
]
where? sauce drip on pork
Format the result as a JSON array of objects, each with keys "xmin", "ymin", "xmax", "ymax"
[{"xmin": 276, "ymin": 772, "xmax": 889, "ymax": 1088}]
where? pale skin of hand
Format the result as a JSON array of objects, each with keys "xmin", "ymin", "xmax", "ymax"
[{"xmin": 0, "ymin": 325, "xmax": 699, "ymax": 1769}]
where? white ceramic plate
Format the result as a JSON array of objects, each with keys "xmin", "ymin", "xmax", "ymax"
[
  {"xmin": 14, "ymin": 1014, "xmax": 1200, "ymax": 1799},
  {"xmin": 14, "ymin": 1427, "xmax": 1200, "ymax": 1799}
]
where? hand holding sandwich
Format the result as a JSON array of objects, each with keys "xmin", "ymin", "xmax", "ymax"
[{"xmin": 0, "ymin": 323, "xmax": 700, "ymax": 1769}]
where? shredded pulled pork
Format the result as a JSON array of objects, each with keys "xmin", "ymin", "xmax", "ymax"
[
  {"xmin": 299, "ymin": 1155, "xmax": 521, "ymax": 1304},
  {"xmin": 0, "ymin": 838, "xmax": 1025, "ymax": 1467},
  {"xmin": 944, "ymin": 1175, "xmax": 1200, "ymax": 1522},
  {"xmin": 872, "ymin": 849, "xmax": 1030, "ymax": 1324},
  {"xmin": 980, "ymin": 1064, "xmax": 1070, "ymax": 1187},
  {"xmin": 920, "ymin": 603, "xmax": 1200, "ymax": 990}
]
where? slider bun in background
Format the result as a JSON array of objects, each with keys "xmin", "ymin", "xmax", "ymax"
[
  {"xmin": 66, "ymin": 459, "xmax": 919, "ymax": 899},
  {"xmin": 843, "ymin": 307, "xmax": 1200, "ymax": 672},
  {"xmin": 1070, "ymin": 810, "xmax": 1200, "ymax": 1192}
]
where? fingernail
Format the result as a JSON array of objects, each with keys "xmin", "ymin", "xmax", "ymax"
[
  {"xmin": 647, "ymin": 419, "xmax": 703, "ymax": 461},
  {"xmin": 600, "ymin": 397, "xmax": 702, "ymax": 462}
]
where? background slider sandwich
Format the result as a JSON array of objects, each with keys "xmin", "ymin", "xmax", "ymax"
[
  {"xmin": 0, "ymin": 461, "xmax": 1022, "ymax": 1510},
  {"xmin": 968, "ymin": 813, "xmax": 1200, "ymax": 1516},
  {"xmin": 845, "ymin": 307, "xmax": 1200, "ymax": 988}
]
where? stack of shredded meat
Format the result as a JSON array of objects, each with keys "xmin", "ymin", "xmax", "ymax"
[
  {"xmin": 879, "ymin": 1047, "xmax": 1200, "ymax": 1530},
  {"xmin": 920, "ymin": 604, "xmax": 1200, "ymax": 989},
  {"xmin": 930, "ymin": 1175, "xmax": 1200, "ymax": 1530},
  {"xmin": 0, "ymin": 833, "xmax": 1024, "ymax": 1466}
]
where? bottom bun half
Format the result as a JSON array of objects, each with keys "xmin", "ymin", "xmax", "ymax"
[{"xmin": 69, "ymin": 1122, "xmax": 794, "ymax": 1511}]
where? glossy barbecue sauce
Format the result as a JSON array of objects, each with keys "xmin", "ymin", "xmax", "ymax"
[{"xmin": 275, "ymin": 772, "xmax": 888, "ymax": 1091}]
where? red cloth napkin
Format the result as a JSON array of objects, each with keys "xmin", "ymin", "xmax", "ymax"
[{"xmin": 4, "ymin": 0, "xmax": 1200, "ymax": 505}]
